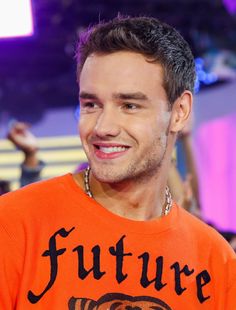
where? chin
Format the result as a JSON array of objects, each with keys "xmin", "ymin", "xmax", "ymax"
[
  {"xmin": 91, "ymin": 166, "xmax": 127, "ymax": 184},
  {"xmin": 93, "ymin": 173, "xmax": 124, "ymax": 184}
]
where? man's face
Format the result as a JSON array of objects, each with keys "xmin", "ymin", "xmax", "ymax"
[{"xmin": 79, "ymin": 51, "xmax": 172, "ymax": 183}]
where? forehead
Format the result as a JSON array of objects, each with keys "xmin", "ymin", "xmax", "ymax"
[{"xmin": 79, "ymin": 51, "xmax": 166, "ymax": 98}]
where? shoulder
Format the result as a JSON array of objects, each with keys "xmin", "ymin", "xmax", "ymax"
[
  {"xmin": 176, "ymin": 205, "xmax": 236, "ymax": 260},
  {"xmin": 0, "ymin": 174, "xmax": 78, "ymax": 221},
  {"xmin": 176, "ymin": 204, "xmax": 217, "ymax": 235},
  {"xmin": 1, "ymin": 174, "xmax": 68, "ymax": 202},
  {"xmin": 0, "ymin": 173, "xmax": 87, "ymax": 247}
]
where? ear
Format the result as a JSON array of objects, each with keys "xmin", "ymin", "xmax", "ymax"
[{"xmin": 169, "ymin": 91, "xmax": 192, "ymax": 134}]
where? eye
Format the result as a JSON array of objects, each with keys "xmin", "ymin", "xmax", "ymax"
[
  {"xmin": 82, "ymin": 102, "xmax": 97, "ymax": 108},
  {"xmin": 123, "ymin": 103, "xmax": 139, "ymax": 110},
  {"xmin": 80, "ymin": 101, "xmax": 100, "ymax": 112}
]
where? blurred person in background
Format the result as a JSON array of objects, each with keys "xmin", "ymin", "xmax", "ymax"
[
  {"xmin": 0, "ymin": 179, "xmax": 10, "ymax": 195},
  {"xmin": 0, "ymin": 121, "xmax": 44, "ymax": 195},
  {"xmin": 0, "ymin": 16, "xmax": 235, "ymax": 309},
  {"xmin": 168, "ymin": 112, "xmax": 201, "ymax": 216},
  {"xmin": 168, "ymin": 111, "xmax": 236, "ymax": 252}
]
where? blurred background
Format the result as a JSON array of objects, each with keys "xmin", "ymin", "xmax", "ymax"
[{"xmin": 0, "ymin": 0, "xmax": 236, "ymax": 233}]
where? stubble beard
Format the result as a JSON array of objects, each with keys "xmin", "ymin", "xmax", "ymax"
[{"xmin": 88, "ymin": 134, "xmax": 169, "ymax": 185}]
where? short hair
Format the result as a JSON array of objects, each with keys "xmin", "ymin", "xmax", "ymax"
[{"xmin": 76, "ymin": 16, "xmax": 196, "ymax": 106}]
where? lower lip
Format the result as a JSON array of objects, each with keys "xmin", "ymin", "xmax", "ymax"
[{"xmin": 94, "ymin": 147, "xmax": 129, "ymax": 160}]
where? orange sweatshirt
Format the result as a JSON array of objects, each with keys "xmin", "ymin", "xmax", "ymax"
[{"xmin": 0, "ymin": 174, "xmax": 235, "ymax": 309}]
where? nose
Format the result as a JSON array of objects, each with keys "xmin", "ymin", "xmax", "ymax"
[{"xmin": 94, "ymin": 107, "xmax": 121, "ymax": 138}]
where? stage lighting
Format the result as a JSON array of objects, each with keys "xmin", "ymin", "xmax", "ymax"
[
  {"xmin": 0, "ymin": 0, "xmax": 34, "ymax": 39},
  {"xmin": 223, "ymin": 0, "xmax": 236, "ymax": 14}
]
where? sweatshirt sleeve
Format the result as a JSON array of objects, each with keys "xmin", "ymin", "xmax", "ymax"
[
  {"xmin": 226, "ymin": 257, "xmax": 236, "ymax": 309},
  {"xmin": 0, "ymin": 223, "xmax": 22, "ymax": 309},
  {"xmin": 20, "ymin": 160, "xmax": 45, "ymax": 187}
]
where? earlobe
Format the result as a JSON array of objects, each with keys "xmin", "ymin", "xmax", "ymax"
[{"xmin": 170, "ymin": 91, "xmax": 192, "ymax": 134}]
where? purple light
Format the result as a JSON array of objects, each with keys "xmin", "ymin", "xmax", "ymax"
[
  {"xmin": 223, "ymin": 0, "xmax": 236, "ymax": 14},
  {"xmin": 195, "ymin": 113, "xmax": 236, "ymax": 232},
  {"xmin": 0, "ymin": 0, "xmax": 34, "ymax": 39}
]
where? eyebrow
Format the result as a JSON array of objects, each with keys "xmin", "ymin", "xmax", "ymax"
[
  {"xmin": 79, "ymin": 91, "xmax": 149, "ymax": 101},
  {"xmin": 113, "ymin": 92, "xmax": 149, "ymax": 101},
  {"xmin": 79, "ymin": 92, "xmax": 98, "ymax": 100}
]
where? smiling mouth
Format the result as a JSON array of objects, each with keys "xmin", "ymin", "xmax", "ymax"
[
  {"xmin": 95, "ymin": 145, "xmax": 129, "ymax": 153},
  {"xmin": 92, "ymin": 144, "xmax": 130, "ymax": 159}
]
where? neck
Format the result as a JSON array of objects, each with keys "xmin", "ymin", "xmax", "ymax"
[{"xmin": 85, "ymin": 167, "xmax": 171, "ymax": 221}]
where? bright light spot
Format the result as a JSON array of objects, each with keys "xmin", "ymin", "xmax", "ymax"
[
  {"xmin": 194, "ymin": 57, "xmax": 219, "ymax": 92},
  {"xmin": 0, "ymin": 0, "xmax": 34, "ymax": 38}
]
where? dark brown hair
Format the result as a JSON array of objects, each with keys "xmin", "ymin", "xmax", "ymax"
[{"xmin": 76, "ymin": 16, "xmax": 196, "ymax": 106}]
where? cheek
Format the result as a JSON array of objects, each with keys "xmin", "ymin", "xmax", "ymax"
[
  {"xmin": 79, "ymin": 116, "xmax": 94, "ymax": 140},
  {"xmin": 134, "ymin": 120, "xmax": 162, "ymax": 144},
  {"xmin": 142, "ymin": 121, "xmax": 168, "ymax": 151},
  {"xmin": 125, "ymin": 118, "xmax": 154, "ymax": 141}
]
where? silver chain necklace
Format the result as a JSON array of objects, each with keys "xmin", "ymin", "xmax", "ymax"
[{"xmin": 84, "ymin": 166, "xmax": 173, "ymax": 216}]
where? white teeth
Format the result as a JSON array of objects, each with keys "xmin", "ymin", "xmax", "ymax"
[{"xmin": 99, "ymin": 146, "xmax": 127, "ymax": 153}]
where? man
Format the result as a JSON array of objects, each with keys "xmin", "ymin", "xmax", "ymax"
[{"xmin": 0, "ymin": 16, "xmax": 235, "ymax": 309}]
